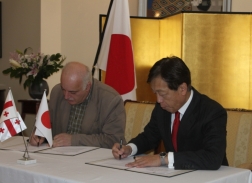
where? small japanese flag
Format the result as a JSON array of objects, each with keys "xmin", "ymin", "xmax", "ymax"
[{"xmin": 35, "ymin": 91, "xmax": 52, "ymax": 147}]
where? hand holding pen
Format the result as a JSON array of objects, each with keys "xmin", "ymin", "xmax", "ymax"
[
  {"xmin": 112, "ymin": 140, "xmax": 133, "ymax": 160},
  {"xmin": 37, "ymin": 136, "xmax": 41, "ymax": 147}
]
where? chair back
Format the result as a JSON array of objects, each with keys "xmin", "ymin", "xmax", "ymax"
[
  {"xmin": 124, "ymin": 100, "xmax": 155, "ymax": 143},
  {"xmin": 226, "ymin": 109, "xmax": 252, "ymax": 167},
  {"xmin": 124, "ymin": 103, "xmax": 252, "ymax": 167}
]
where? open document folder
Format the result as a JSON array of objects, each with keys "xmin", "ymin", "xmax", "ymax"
[
  {"xmin": 0, "ymin": 140, "xmax": 99, "ymax": 156},
  {"xmin": 86, "ymin": 157, "xmax": 194, "ymax": 178},
  {"xmin": 36, "ymin": 146, "xmax": 99, "ymax": 156},
  {"xmin": 0, "ymin": 136, "xmax": 28, "ymax": 148}
]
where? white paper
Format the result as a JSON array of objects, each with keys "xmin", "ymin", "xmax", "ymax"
[
  {"xmin": 86, "ymin": 157, "xmax": 134, "ymax": 169},
  {"xmin": 1, "ymin": 142, "xmax": 99, "ymax": 156},
  {"xmin": 0, "ymin": 136, "xmax": 28, "ymax": 148},
  {"xmin": 37, "ymin": 146, "xmax": 99, "ymax": 156},
  {"xmin": 86, "ymin": 156, "xmax": 194, "ymax": 177},
  {"xmin": 0, "ymin": 142, "xmax": 50, "ymax": 152},
  {"xmin": 127, "ymin": 166, "xmax": 194, "ymax": 177}
]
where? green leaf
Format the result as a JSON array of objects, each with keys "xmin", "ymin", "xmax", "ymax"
[
  {"xmin": 2, "ymin": 68, "xmax": 12, "ymax": 74},
  {"xmin": 23, "ymin": 47, "xmax": 33, "ymax": 55},
  {"xmin": 16, "ymin": 50, "xmax": 23, "ymax": 55},
  {"xmin": 19, "ymin": 75, "xmax": 23, "ymax": 84}
]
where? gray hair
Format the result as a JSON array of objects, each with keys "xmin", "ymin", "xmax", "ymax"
[
  {"xmin": 82, "ymin": 66, "xmax": 92, "ymax": 89},
  {"xmin": 62, "ymin": 62, "xmax": 93, "ymax": 90}
]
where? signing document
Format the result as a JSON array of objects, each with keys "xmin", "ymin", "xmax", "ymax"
[
  {"xmin": 86, "ymin": 156, "xmax": 194, "ymax": 178},
  {"xmin": 0, "ymin": 138, "xmax": 99, "ymax": 156}
]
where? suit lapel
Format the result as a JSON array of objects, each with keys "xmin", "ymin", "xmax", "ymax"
[
  {"xmin": 177, "ymin": 88, "xmax": 200, "ymax": 150},
  {"xmin": 60, "ymin": 99, "xmax": 71, "ymax": 133},
  {"xmin": 162, "ymin": 110, "xmax": 174, "ymax": 151}
]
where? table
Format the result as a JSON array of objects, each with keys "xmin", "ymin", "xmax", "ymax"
[{"xmin": 0, "ymin": 137, "xmax": 251, "ymax": 183}]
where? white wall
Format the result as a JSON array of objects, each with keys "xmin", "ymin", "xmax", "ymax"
[
  {"xmin": 40, "ymin": 0, "xmax": 62, "ymax": 98},
  {"xmin": 232, "ymin": 0, "xmax": 252, "ymax": 12},
  {"xmin": 0, "ymin": 0, "xmax": 41, "ymax": 136},
  {"xmin": 0, "ymin": 0, "xmax": 40, "ymax": 97},
  {"xmin": 41, "ymin": 0, "xmax": 138, "ymax": 94}
]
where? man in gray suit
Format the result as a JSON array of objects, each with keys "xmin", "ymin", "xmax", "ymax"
[{"xmin": 30, "ymin": 62, "xmax": 126, "ymax": 148}]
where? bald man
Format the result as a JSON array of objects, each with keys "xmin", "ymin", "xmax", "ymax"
[{"xmin": 30, "ymin": 62, "xmax": 126, "ymax": 148}]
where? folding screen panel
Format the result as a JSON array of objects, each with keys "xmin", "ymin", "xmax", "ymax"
[
  {"xmin": 181, "ymin": 13, "xmax": 252, "ymax": 109},
  {"xmin": 99, "ymin": 12, "xmax": 252, "ymax": 109}
]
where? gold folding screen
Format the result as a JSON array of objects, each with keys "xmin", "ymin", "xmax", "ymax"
[
  {"xmin": 100, "ymin": 12, "xmax": 252, "ymax": 109},
  {"xmin": 182, "ymin": 13, "xmax": 252, "ymax": 109}
]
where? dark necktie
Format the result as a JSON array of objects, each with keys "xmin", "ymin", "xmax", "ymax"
[{"xmin": 172, "ymin": 111, "xmax": 180, "ymax": 152}]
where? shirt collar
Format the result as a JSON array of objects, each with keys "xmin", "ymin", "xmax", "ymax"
[{"xmin": 178, "ymin": 89, "xmax": 193, "ymax": 117}]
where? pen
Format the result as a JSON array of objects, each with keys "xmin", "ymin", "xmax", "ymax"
[
  {"xmin": 37, "ymin": 136, "xmax": 41, "ymax": 147},
  {"xmin": 119, "ymin": 139, "xmax": 122, "ymax": 160}
]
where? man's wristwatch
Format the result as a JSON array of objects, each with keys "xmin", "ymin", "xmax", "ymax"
[{"xmin": 159, "ymin": 152, "xmax": 167, "ymax": 166}]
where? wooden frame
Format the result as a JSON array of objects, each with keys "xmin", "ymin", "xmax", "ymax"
[{"xmin": 138, "ymin": 0, "xmax": 232, "ymax": 17}]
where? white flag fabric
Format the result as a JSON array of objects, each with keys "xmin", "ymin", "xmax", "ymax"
[
  {"xmin": 95, "ymin": 0, "xmax": 136, "ymax": 101},
  {"xmin": 0, "ymin": 112, "xmax": 27, "ymax": 142},
  {"xmin": 0, "ymin": 90, "xmax": 18, "ymax": 122},
  {"xmin": 35, "ymin": 91, "xmax": 53, "ymax": 147},
  {"xmin": 0, "ymin": 90, "xmax": 27, "ymax": 142}
]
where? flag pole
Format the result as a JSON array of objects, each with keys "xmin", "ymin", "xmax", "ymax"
[
  {"xmin": 6, "ymin": 88, "xmax": 28, "ymax": 156},
  {"xmin": 17, "ymin": 87, "xmax": 37, "ymax": 164},
  {"xmin": 20, "ymin": 123, "xmax": 30, "ymax": 159},
  {"xmin": 17, "ymin": 117, "xmax": 37, "ymax": 165},
  {"xmin": 92, "ymin": 0, "xmax": 114, "ymax": 78}
]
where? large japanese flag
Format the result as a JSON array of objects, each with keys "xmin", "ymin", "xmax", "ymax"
[
  {"xmin": 94, "ymin": 0, "xmax": 136, "ymax": 101},
  {"xmin": 35, "ymin": 91, "xmax": 52, "ymax": 147},
  {"xmin": 0, "ymin": 90, "xmax": 27, "ymax": 142}
]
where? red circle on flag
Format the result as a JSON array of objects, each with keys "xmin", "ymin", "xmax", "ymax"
[{"xmin": 41, "ymin": 111, "xmax": 51, "ymax": 129}]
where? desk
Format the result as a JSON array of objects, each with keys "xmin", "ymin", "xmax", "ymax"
[
  {"xmin": 0, "ymin": 137, "xmax": 251, "ymax": 183},
  {"xmin": 18, "ymin": 99, "xmax": 41, "ymax": 120}
]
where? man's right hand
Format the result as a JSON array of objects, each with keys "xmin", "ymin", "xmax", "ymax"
[
  {"xmin": 112, "ymin": 143, "xmax": 132, "ymax": 159},
  {"xmin": 29, "ymin": 132, "xmax": 45, "ymax": 146}
]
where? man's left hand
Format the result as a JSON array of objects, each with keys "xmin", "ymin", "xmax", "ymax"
[
  {"xmin": 126, "ymin": 154, "xmax": 162, "ymax": 168},
  {"xmin": 53, "ymin": 133, "xmax": 72, "ymax": 147}
]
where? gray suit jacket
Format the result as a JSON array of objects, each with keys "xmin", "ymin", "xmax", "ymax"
[{"xmin": 49, "ymin": 79, "xmax": 126, "ymax": 148}]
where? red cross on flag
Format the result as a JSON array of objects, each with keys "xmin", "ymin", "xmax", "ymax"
[
  {"xmin": 0, "ymin": 89, "xmax": 18, "ymax": 121},
  {"xmin": 35, "ymin": 91, "xmax": 52, "ymax": 147},
  {"xmin": 0, "ymin": 90, "xmax": 27, "ymax": 142}
]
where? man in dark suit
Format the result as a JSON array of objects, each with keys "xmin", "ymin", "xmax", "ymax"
[{"xmin": 112, "ymin": 56, "xmax": 228, "ymax": 170}]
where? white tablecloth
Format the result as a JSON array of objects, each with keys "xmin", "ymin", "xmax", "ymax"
[{"xmin": 0, "ymin": 137, "xmax": 251, "ymax": 183}]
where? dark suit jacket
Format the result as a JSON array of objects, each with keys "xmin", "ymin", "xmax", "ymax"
[
  {"xmin": 49, "ymin": 79, "xmax": 126, "ymax": 148},
  {"xmin": 129, "ymin": 87, "xmax": 228, "ymax": 170}
]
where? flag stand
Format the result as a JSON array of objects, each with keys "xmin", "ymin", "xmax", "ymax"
[
  {"xmin": 17, "ymin": 125, "xmax": 36, "ymax": 165},
  {"xmin": 0, "ymin": 88, "xmax": 36, "ymax": 164}
]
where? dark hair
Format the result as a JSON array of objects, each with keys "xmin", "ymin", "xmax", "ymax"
[{"xmin": 147, "ymin": 56, "xmax": 191, "ymax": 90}]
